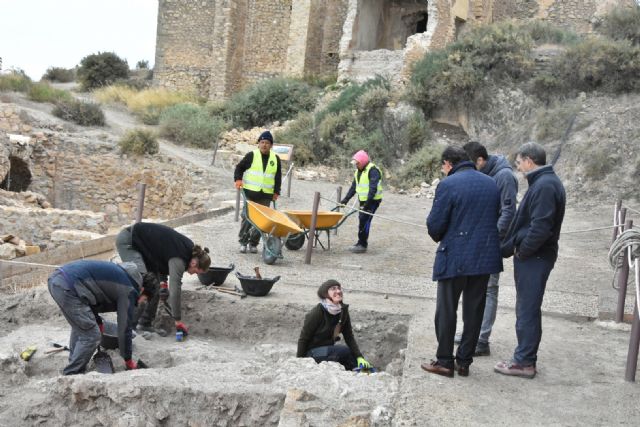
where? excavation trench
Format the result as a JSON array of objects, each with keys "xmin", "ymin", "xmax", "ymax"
[{"xmin": 0, "ymin": 288, "xmax": 409, "ymax": 426}]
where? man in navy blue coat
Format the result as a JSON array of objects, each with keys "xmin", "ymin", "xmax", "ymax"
[
  {"xmin": 495, "ymin": 142, "xmax": 565, "ymax": 379},
  {"xmin": 422, "ymin": 146, "xmax": 502, "ymax": 378}
]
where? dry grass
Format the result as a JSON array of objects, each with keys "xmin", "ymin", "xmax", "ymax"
[{"xmin": 94, "ymin": 86, "xmax": 196, "ymax": 117}]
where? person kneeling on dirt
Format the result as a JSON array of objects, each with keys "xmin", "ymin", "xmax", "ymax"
[
  {"xmin": 297, "ymin": 280, "xmax": 371, "ymax": 371},
  {"xmin": 47, "ymin": 260, "xmax": 153, "ymax": 375},
  {"xmin": 115, "ymin": 222, "xmax": 211, "ymax": 337}
]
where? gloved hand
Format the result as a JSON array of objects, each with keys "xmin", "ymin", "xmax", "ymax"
[
  {"xmin": 159, "ymin": 281, "xmax": 169, "ymax": 303},
  {"xmin": 339, "ymin": 199, "xmax": 348, "ymax": 206},
  {"xmin": 357, "ymin": 357, "xmax": 371, "ymax": 369},
  {"xmin": 124, "ymin": 359, "xmax": 138, "ymax": 370},
  {"xmin": 234, "ymin": 180, "xmax": 243, "ymax": 190},
  {"xmin": 97, "ymin": 316, "xmax": 105, "ymax": 334},
  {"xmin": 272, "ymin": 193, "xmax": 279, "ymax": 201},
  {"xmin": 175, "ymin": 321, "xmax": 189, "ymax": 337}
]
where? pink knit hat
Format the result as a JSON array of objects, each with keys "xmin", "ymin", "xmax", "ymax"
[{"xmin": 352, "ymin": 150, "xmax": 369, "ymax": 167}]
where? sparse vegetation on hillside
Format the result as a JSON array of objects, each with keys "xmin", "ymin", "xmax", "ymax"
[
  {"xmin": 52, "ymin": 100, "xmax": 105, "ymax": 126},
  {"xmin": 42, "ymin": 67, "xmax": 76, "ymax": 83},
  {"xmin": 77, "ymin": 52, "xmax": 129, "ymax": 90},
  {"xmin": 0, "ymin": 72, "xmax": 32, "ymax": 92},
  {"xmin": 119, "ymin": 128, "xmax": 159, "ymax": 155},
  {"xmin": 159, "ymin": 103, "xmax": 227, "ymax": 149},
  {"xmin": 27, "ymin": 82, "xmax": 73, "ymax": 103},
  {"xmin": 596, "ymin": 4, "xmax": 640, "ymax": 46},
  {"xmin": 224, "ymin": 78, "xmax": 318, "ymax": 129}
]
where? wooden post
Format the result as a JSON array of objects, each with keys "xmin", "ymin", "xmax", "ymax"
[
  {"xmin": 235, "ymin": 188, "xmax": 241, "ymax": 222},
  {"xmin": 335, "ymin": 186, "xmax": 342, "ymax": 236},
  {"xmin": 616, "ymin": 219, "xmax": 633, "ymax": 323},
  {"xmin": 612, "ymin": 199, "xmax": 622, "ymax": 244},
  {"xmin": 625, "ymin": 299, "xmax": 640, "ymax": 382},
  {"xmin": 135, "ymin": 183, "xmax": 146, "ymax": 223},
  {"xmin": 305, "ymin": 192, "xmax": 320, "ymax": 265}
]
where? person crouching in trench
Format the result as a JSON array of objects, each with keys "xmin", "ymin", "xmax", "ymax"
[{"xmin": 297, "ymin": 280, "xmax": 371, "ymax": 371}]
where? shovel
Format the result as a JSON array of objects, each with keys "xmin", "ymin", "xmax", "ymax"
[{"xmin": 93, "ymin": 348, "xmax": 115, "ymax": 374}]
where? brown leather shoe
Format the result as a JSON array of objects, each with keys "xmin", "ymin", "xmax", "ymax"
[
  {"xmin": 455, "ymin": 363, "xmax": 469, "ymax": 377},
  {"xmin": 421, "ymin": 360, "xmax": 454, "ymax": 378}
]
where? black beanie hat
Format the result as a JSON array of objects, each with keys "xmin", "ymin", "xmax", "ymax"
[
  {"xmin": 317, "ymin": 279, "xmax": 341, "ymax": 299},
  {"xmin": 258, "ymin": 130, "xmax": 273, "ymax": 144}
]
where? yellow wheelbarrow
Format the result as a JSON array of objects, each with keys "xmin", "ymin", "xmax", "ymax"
[
  {"xmin": 283, "ymin": 207, "xmax": 357, "ymax": 251},
  {"xmin": 242, "ymin": 195, "xmax": 303, "ymax": 264}
]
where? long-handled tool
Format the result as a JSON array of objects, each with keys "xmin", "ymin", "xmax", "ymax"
[
  {"xmin": 93, "ymin": 347, "xmax": 115, "ymax": 374},
  {"xmin": 45, "ymin": 342, "xmax": 70, "ymax": 354},
  {"xmin": 214, "ymin": 287, "xmax": 246, "ymax": 298}
]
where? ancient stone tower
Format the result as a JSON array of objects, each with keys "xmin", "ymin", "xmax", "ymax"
[{"xmin": 153, "ymin": 0, "xmax": 636, "ymax": 100}]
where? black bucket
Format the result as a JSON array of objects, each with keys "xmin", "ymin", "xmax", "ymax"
[
  {"xmin": 100, "ymin": 321, "xmax": 119, "ymax": 350},
  {"xmin": 197, "ymin": 264, "xmax": 235, "ymax": 286},
  {"xmin": 235, "ymin": 271, "xmax": 280, "ymax": 297}
]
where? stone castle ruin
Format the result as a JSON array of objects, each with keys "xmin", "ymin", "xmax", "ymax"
[{"xmin": 153, "ymin": 0, "xmax": 634, "ymax": 100}]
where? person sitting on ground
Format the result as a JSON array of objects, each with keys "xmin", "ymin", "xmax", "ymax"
[
  {"xmin": 115, "ymin": 222, "xmax": 211, "ymax": 337},
  {"xmin": 297, "ymin": 280, "xmax": 371, "ymax": 371},
  {"xmin": 234, "ymin": 130, "xmax": 282, "ymax": 254},
  {"xmin": 340, "ymin": 150, "xmax": 383, "ymax": 253},
  {"xmin": 47, "ymin": 260, "xmax": 153, "ymax": 375}
]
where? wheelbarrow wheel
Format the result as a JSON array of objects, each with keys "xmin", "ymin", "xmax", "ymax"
[
  {"xmin": 262, "ymin": 236, "xmax": 282, "ymax": 265},
  {"xmin": 285, "ymin": 232, "xmax": 305, "ymax": 251}
]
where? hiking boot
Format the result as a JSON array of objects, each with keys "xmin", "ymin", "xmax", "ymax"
[
  {"xmin": 474, "ymin": 343, "xmax": 491, "ymax": 356},
  {"xmin": 239, "ymin": 245, "xmax": 247, "ymax": 254},
  {"xmin": 137, "ymin": 324, "xmax": 168, "ymax": 337},
  {"xmin": 349, "ymin": 244, "xmax": 367, "ymax": 254},
  {"xmin": 420, "ymin": 360, "xmax": 454, "ymax": 378},
  {"xmin": 249, "ymin": 245, "xmax": 258, "ymax": 254},
  {"xmin": 494, "ymin": 360, "xmax": 536, "ymax": 379}
]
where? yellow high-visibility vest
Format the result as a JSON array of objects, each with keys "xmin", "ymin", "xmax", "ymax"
[
  {"xmin": 243, "ymin": 150, "xmax": 277, "ymax": 194},
  {"xmin": 355, "ymin": 163, "xmax": 383, "ymax": 201}
]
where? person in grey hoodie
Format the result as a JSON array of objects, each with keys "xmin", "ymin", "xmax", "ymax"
[
  {"xmin": 461, "ymin": 141, "xmax": 518, "ymax": 356},
  {"xmin": 48, "ymin": 260, "xmax": 153, "ymax": 375}
]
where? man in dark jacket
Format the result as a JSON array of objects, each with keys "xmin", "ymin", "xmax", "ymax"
[
  {"xmin": 495, "ymin": 142, "xmax": 565, "ymax": 379},
  {"xmin": 234, "ymin": 130, "xmax": 282, "ymax": 254},
  {"xmin": 340, "ymin": 150, "xmax": 383, "ymax": 253},
  {"xmin": 460, "ymin": 141, "xmax": 518, "ymax": 356},
  {"xmin": 422, "ymin": 146, "xmax": 502, "ymax": 378},
  {"xmin": 47, "ymin": 260, "xmax": 152, "ymax": 375}
]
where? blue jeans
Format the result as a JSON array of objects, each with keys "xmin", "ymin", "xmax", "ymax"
[
  {"xmin": 477, "ymin": 273, "xmax": 500, "ymax": 346},
  {"xmin": 48, "ymin": 273, "xmax": 101, "ymax": 375},
  {"xmin": 307, "ymin": 345, "xmax": 357, "ymax": 371},
  {"xmin": 513, "ymin": 256, "xmax": 554, "ymax": 366}
]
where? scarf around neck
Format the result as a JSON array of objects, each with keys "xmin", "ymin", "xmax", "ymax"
[{"xmin": 321, "ymin": 299, "xmax": 342, "ymax": 315}]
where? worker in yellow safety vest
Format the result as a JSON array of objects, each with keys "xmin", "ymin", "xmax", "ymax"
[
  {"xmin": 234, "ymin": 130, "xmax": 282, "ymax": 254},
  {"xmin": 340, "ymin": 150, "xmax": 383, "ymax": 253}
]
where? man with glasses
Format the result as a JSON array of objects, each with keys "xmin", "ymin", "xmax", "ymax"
[
  {"xmin": 422, "ymin": 146, "xmax": 502, "ymax": 378},
  {"xmin": 494, "ymin": 142, "xmax": 565, "ymax": 379}
]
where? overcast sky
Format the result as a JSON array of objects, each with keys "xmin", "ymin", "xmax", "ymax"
[{"xmin": 0, "ymin": 0, "xmax": 158, "ymax": 80}]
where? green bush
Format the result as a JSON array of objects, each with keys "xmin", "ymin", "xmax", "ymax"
[
  {"xmin": 554, "ymin": 37, "xmax": 640, "ymax": 93},
  {"xmin": 42, "ymin": 67, "xmax": 76, "ymax": 83},
  {"xmin": 522, "ymin": 21, "xmax": 579, "ymax": 45},
  {"xmin": 320, "ymin": 77, "xmax": 390, "ymax": 120},
  {"xmin": 408, "ymin": 21, "xmax": 534, "ymax": 115},
  {"xmin": 77, "ymin": 52, "xmax": 129, "ymax": 90},
  {"xmin": 402, "ymin": 112, "xmax": 432, "ymax": 154},
  {"xmin": 583, "ymin": 147, "xmax": 619, "ymax": 180},
  {"xmin": 28, "ymin": 82, "xmax": 73, "ymax": 103},
  {"xmin": 52, "ymin": 100, "xmax": 105, "ymax": 126},
  {"xmin": 535, "ymin": 101, "xmax": 581, "ymax": 142},
  {"xmin": 597, "ymin": 4, "xmax": 640, "ymax": 46},
  {"xmin": 273, "ymin": 112, "xmax": 316, "ymax": 166},
  {"xmin": 0, "ymin": 72, "xmax": 32, "ymax": 92},
  {"xmin": 159, "ymin": 103, "xmax": 227, "ymax": 148},
  {"xmin": 119, "ymin": 128, "xmax": 159, "ymax": 155},
  {"xmin": 392, "ymin": 144, "xmax": 443, "ymax": 189},
  {"xmin": 302, "ymin": 72, "xmax": 338, "ymax": 88},
  {"xmin": 136, "ymin": 60, "xmax": 150, "ymax": 69},
  {"xmin": 225, "ymin": 78, "xmax": 318, "ymax": 129}
]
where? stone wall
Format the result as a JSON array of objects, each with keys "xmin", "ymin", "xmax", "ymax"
[{"xmin": 0, "ymin": 205, "xmax": 107, "ymax": 246}]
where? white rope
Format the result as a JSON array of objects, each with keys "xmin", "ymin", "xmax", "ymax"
[
  {"xmin": 624, "ymin": 205, "xmax": 640, "ymax": 216},
  {"xmin": 608, "ymin": 229, "xmax": 640, "ymax": 291},
  {"xmin": 0, "ymin": 260, "xmax": 60, "ymax": 269},
  {"xmin": 319, "ymin": 195, "xmax": 428, "ymax": 229},
  {"xmin": 561, "ymin": 225, "xmax": 621, "ymax": 234}
]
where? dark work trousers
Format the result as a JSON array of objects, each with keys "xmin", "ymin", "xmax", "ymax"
[
  {"xmin": 435, "ymin": 274, "xmax": 489, "ymax": 369},
  {"xmin": 513, "ymin": 256, "xmax": 554, "ymax": 366},
  {"xmin": 307, "ymin": 344, "xmax": 357, "ymax": 371},
  {"xmin": 357, "ymin": 200, "xmax": 381, "ymax": 248},
  {"xmin": 239, "ymin": 197, "xmax": 272, "ymax": 246},
  {"xmin": 115, "ymin": 227, "xmax": 164, "ymax": 327}
]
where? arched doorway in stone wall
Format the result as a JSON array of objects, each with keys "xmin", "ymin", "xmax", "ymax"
[{"xmin": 0, "ymin": 156, "xmax": 32, "ymax": 192}]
